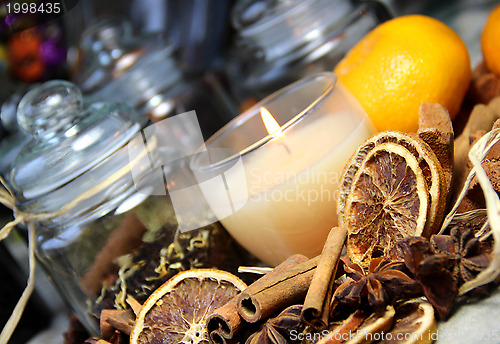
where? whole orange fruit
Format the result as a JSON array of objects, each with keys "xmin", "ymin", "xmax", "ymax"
[
  {"xmin": 482, "ymin": 4, "xmax": 500, "ymax": 77},
  {"xmin": 334, "ymin": 15, "xmax": 471, "ymax": 133}
]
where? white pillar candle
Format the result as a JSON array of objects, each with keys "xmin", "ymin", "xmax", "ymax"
[{"xmin": 191, "ymin": 73, "xmax": 376, "ymax": 266}]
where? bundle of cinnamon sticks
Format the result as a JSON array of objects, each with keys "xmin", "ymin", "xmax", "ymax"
[{"xmin": 206, "ymin": 227, "xmax": 347, "ymax": 344}]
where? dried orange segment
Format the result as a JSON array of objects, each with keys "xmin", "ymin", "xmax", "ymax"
[
  {"xmin": 344, "ymin": 305, "xmax": 395, "ymax": 344},
  {"xmin": 337, "ymin": 140, "xmax": 378, "ymax": 220},
  {"xmin": 340, "ymin": 131, "xmax": 445, "ymax": 237},
  {"xmin": 343, "ymin": 143, "xmax": 429, "ymax": 266},
  {"xmin": 130, "ymin": 269, "xmax": 247, "ymax": 344},
  {"xmin": 378, "ymin": 298, "xmax": 436, "ymax": 344},
  {"xmin": 338, "ymin": 131, "xmax": 445, "ymax": 267},
  {"xmin": 314, "ymin": 306, "xmax": 394, "ymax": 344},
  {"xmin": 338, "ymin": 132, "xmax": 444, "ymax": 221},
  {"xmin": 376, "ymin": 132, "xmax": 446, "ymax": 237}
]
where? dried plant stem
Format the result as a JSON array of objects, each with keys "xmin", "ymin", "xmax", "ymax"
[
  {"xmin": 439, "ymin": 169, "xmax": 481, "ymax": 234},
  {"xmin": 440, "ymin": 128, "xmax": 500, "ymax": 295},
  {"xmin": 460, "ymin": 128, "xmax": 500, "ymax": 294},
  {"xmin": 0, "ymin": 223, "xmax": 36, "ymax": 344},
  {"xmin": 237, "ymin": 267, "xmax": 273, "ymax": 275}
]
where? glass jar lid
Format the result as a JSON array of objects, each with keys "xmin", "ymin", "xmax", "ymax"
[
  {"xmin": 71, "ymin": 17, "xmax": 184, "ymax": 120},
  {"xmin": 71, "ymin": 17, "xmax": 144, "ymax": 93},
  {"xmin": 232, "ymin": 0, "xmax": 355, "ymax": 64},
  {"xmin": 8, "ymin": 80, "xmax": 141, "ymax": 203}
]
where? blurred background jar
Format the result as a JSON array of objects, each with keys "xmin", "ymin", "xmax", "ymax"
[
  {"xmin": 70, "ymin": 16, "xmax": 236, "ymax": 140},
  {"xmin": 5, "ymin": 80, "xmax": 251, "ymax": 335},
  {"xmin": 224, "ymin": 0, "xmax": 392, "ymax": 105},
  {"xmin": 0, "ymin": 13, "xmax": 238, "ymax": 193}
]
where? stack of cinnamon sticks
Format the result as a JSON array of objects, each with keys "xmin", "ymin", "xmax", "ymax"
[{"xmin": 206, "ymin": 227, "xmax": 347, "ymax": 344}]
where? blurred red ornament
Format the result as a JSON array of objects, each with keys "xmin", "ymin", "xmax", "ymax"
[{"xmin": 8, "ymin": 29, "xmax": 45, "ymax": 82}]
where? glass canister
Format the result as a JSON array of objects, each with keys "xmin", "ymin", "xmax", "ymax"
[
  {"xmin": 71, "ymin": 18, "xmax": 235, "ymax": 139},
  {"xmin": 6, "ymin": 80, "xmax": 251, "ymax": 335},
  {"xmin": 226, "ymin": 0, "xmax": 391, "ymax": 103}
]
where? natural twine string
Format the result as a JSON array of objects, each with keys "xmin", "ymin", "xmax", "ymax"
[
  {"xmin": 0, "ymin": 135, "xmax": 157, "ymax": 344},
  {"xmin": 0, "ymin": 176, "xmax": 52, "ymax": 344},
  {"xmin": 439, "ymin": 128, "xmax": 500, "ymax": 295}
]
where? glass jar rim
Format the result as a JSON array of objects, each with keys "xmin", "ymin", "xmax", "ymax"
[
  {"xmin": 192, "ymin": 72, "xmax": 336, "ymax": 171},
  {"xmin": 233, "ymin": 0, "xmax": 314, "ymax": 34}
]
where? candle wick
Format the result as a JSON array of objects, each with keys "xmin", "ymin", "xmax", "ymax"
[
  {"xmin": 272, "ymin": 130, "xmax": 291, "ymax": 155},
  {"xmin": 281, "ymin": 142, "xmax": 292, "ymax": 155}
]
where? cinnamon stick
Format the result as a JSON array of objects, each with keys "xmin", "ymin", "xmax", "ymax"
[
  {"xmin": 80, "ymin": 212, "xmax": 147, "ymax": 297},
  {"xmin": 209, "ymin": 329, "xmax": 227, "ymax": 344},
  {"xmin": 454, "ymin": 101, "xmax": 500, "ymax": 196},
  {"xmin": 468, "ymin": 61, "xmax": 500, "ymax": 105},
  {"xmin": 302, "ymin": 227, "xmax": 347, "ymax": 329},
  {"xmin": 206, "ymin": 254, "xmax": 308, "ymax": 341},
  {"xmin": 100, "ymin": 309, "xmax": 135, "ymax": 339},
  {"xmin": 418, "ymin": 103, "xmax": 454, "ymax": 208},
  {"xmin": 237, "ymin": 256, "xmax": 319, "ymax": 323},
  {"xmin": 206, "ymin": 298, "xmax": 240, "ymax": 343}
]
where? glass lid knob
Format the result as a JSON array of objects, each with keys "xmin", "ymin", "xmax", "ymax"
[
  {"xmin": 17, "ymin": 80, "xmax": 83, "ymax": 139},
  {"xmin": 81, "ymin": 17, "xmax": 132, "ymax": 53}
]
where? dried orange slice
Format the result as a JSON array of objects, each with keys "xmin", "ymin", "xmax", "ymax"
[
  {"xmin": 342, "ymin": 143, "xmax": 429, "ymax": 265},
  {"xmin": 314, "ymin": 305, "xmax": 394, "ymax": 344},
  {"xmin": 378, "ymin": 298, "xmax": 436, "ymax": 344},
  {"xmin": 350, "ymin": 305, "xmax": 395, "ymax": 343},
  {"xmin": 338, "ymin": 131, "xmax": 445, "ymax": 267},
  {"xmin": 130, "ymin": 269, "xmax": 246, "ymax": 344}
]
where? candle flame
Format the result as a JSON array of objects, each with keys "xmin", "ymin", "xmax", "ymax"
[{"xmin": 260, "ymin": 107, "xmax": 282, "ymax": 136}]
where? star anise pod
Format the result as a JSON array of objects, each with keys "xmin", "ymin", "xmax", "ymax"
[
  {"xmin": 398, "ymin": 236, "xmax": 458, "ymax": 319},
  {"xmin": 246, "ymin": 305, "xmax": 302, "ymax": 344},
  {"xmin": 431, "ymin": 225, "xmax": 492, "ymax": 287},
  {"xmin": 331, "ymin": 257, "xmax": 421, "ymax": 313},
  {"xmin": 399, "ymin": 223, "xmax": 494, "ymax": 319}
]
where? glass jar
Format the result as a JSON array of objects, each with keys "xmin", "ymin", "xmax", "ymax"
[
  {"xmin": 71, "ymin": 18, "xmax": 235, "ymax": 139},
  {"xmin": 226, "ymin": 0, "xmax": 391, "ymax": 103},
  {"xmin": 6, "ymin": 80, "xmax": 251, "ymax": 335}
]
